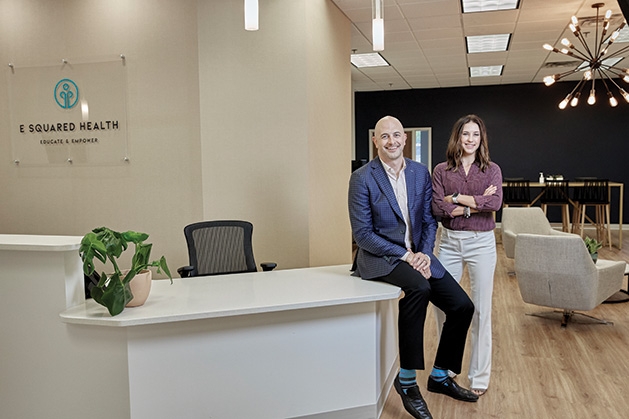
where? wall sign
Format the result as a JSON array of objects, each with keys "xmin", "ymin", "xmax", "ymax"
[{"xmin": 7, "ymin": 58, "xmax": 128, "ymax": 166}]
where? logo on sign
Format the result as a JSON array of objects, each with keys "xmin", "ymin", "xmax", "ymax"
[{"xmin": 54, "ymin": 79, "xmax": 79, "ymax": 109}]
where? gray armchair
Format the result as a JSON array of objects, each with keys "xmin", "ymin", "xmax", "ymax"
[
  {"xmin": 501, "ymin": 207, "xmax": 573, "ymax": 259},
  {"xmin": 514, "ymin": 233, "xmax": 625, "ymax": 327}
]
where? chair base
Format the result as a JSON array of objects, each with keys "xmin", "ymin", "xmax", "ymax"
[{"xmin": 526, "ymin": 309, "xmax": 613, "ymax": 328}]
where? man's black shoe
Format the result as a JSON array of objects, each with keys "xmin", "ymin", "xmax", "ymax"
[
  {"xmin": 394, "ymin": 374, "xmax": 433, "ymax": 419},
  {"xmin": 427, "ymin": 376, "xmax": 479, "ymax": 402}
]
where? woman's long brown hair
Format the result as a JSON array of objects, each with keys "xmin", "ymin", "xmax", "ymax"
[{"xmin": 445, "ymin": 114, "xmax": 491, "ymax": 172}]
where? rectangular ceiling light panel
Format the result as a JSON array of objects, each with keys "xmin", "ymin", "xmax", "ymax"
[
  {"xmin": 469, "ymin": 65, "xmax": 504, "ymax": 77},
  {"xmin": 466, "ymin": 34, "xmax": 511, "ymax": 53},
  {"xmin": 462, "ymin": 0, "xmax": 520, "ymax": 13},
  {"xmin": 351, "ymin": 53, "xmax": 390, "ymax": 68}
]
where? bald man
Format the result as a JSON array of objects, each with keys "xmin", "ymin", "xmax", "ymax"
[{"xmin": 348, "ymin": 116, "xmax": 477, "ymax": 419}]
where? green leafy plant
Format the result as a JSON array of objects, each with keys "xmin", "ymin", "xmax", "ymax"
[
  {"xmin": 79, "ymin": 227, "xmax": 172, "ymax": 316},
  {"xmin": 584, "ymin": 236, "xmax": 603, "ymax": 255}
]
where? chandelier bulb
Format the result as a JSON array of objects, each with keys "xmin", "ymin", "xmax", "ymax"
[
  {"xmin": 561, "ymin": 38, "xmax": 573, "ymax": 48},
  {"xmin": 588, "ymin": 89, "xmax": 596, "ymax": 105},
  {"xmin": 543, "ymin": 75, "xmax": 557, "ymax": 86},
  {"xmin": 570, "ymin": 92, "xmax": 580, "ymax": 107},
  {"xmin": 624, "ymin": 75, "xmax": 629, "ymax": 83},
  {"xmin": 559, "ymin": 94, "xmax": 572, "ymax": 109},
  {"xmin": 604, "ymin": 21, "xmax": 611, "ymax": 32},
  {"xmin": 610, "ymin": 31, "xmax": 620, "ymax": 43},
  {"xmin": 584, "ymin": 70, "xmax": 592, "ymax": 80},
  {"xmin": 608, "ymin": 92, "xmax": 618, "ymax": 107},
  {"xmin": 571, "ymin": 16, "xmax": 578, "ymax": 26},
  {"xmin": 620, "ymin": 89, "xmax": 629, "ymax": 103},
  {"xmin": 605, "ymin": 9, "xmax": 612, "ymax": 20}
]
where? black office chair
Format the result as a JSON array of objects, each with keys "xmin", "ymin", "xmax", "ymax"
[
  {"xmin": 177, "ymin": 220, "xmax": 277, "ymax": 278},
  {"xmin": 502, "ymin": 178, "xmax": 533, "ymax": 207},
  {"xmin": 540, "ymin": 180, "xmax": 571, "ymax": 232}
]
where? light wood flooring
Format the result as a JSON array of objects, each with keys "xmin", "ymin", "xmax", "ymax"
[{"xmin": 379, "ymin": 228, "xmax": 629, "ymax": 419}]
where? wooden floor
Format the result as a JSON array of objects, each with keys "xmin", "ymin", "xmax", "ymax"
[{"xmin": 380, "ymin": 228, "xmax": 629, "ymax": 419}]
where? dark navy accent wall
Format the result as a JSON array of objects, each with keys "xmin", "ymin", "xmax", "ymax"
[{"xmin": 354, "ymin": 82, "xmax": 629, "ymax": 223}]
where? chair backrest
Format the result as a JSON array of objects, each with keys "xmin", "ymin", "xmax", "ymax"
[
  {"xmin": 501, "ymin": 207, "xmax": 556, "ymax": 258},
  {"xmin": 572, "ymin": 177, "xmax": 597, "ymax": 201},
  {"xmin": 183, "ymin": 220, "xmax": 257, "ymax": 276},
  {"xmin": 579, "ymin": 179, "xmax": 609, "ymax": 204},
  {"xmin": 501, "ymin": 207, "xmax": 554, "ymax": 236},
  {"xmin": 540, "ymin": 180, "xmax": 570, "ymax": 204},
  {"xmin": 514, "ymin": 233, "xmax": 599, "ymax": 310},
  {"xmin": 502, "ymin": 179, "xmax": 531, "ymax": 205}
]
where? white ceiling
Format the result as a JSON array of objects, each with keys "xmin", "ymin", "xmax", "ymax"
[{"xmin": 330, "ymin": 0, "xmax": 629, "ymax": 91}]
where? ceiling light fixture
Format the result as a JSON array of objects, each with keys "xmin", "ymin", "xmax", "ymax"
[
  {"xmin": 372, "ymin": 0, "xmax": 384, "ymax": 51},
  {"xmin": 542, "ymin": 3, "xmax": 629, "ymax": 109},
  {"xmin": 466, "ymin": 34, "xmax": 511, "ymax": 53},
  {"xmin": 351, "ymin": 52, "xmax": 389, "ymax": 68},
  {"xmin": 469, "ymin": 65, "xmax": 504, "ymax": 77},
  {"xmin": 244, "ymin": 0, "xmax": 258, "ymax": 31},
  {"xmin": 462, "ymin": 0, "xmax": 520, "ymax": 13}
]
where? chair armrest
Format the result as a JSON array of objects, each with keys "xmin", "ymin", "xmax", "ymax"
[
  {"xmin": 594, "ymin": 259, "xmax": 626, "ymax": 303},
  {"xmin": 260, "ymin": 262, "xmax": 277, "ymax": 271},
  {"xmin": 502, "ymin": 230, "xmax": 517, "ymax": 259},
  {"xmin": 177, "ymin": 265, "xmax": 195, "ymax": 278},
  {"xmin": 595, "ymin": 259, "xmax": 626, "ymax": 276},
  {"xmin": 549, "ymin": 230, "xmax": 576, "ymax": 237}
]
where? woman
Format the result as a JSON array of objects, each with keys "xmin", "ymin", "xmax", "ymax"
[{"xmin": 431, "ymin": 114, "xmax": 503, "ymax": 396}]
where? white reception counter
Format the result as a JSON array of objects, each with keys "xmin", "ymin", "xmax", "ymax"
[{"xmin": 1, "ymin": 234, "xmax": 401, "ymax": 419}]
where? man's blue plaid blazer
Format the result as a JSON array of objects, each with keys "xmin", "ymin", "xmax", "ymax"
[{"xmin": 348, "ymin": 157, "xmax": 445, "ymax": 280}]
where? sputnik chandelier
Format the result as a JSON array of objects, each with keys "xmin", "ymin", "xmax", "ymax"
[{"xmin": 542, "ymin": 3, "xmax": 629, "ymax": 109}]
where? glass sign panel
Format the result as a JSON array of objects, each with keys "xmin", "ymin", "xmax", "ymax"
[{"xmin": 8, "ymin": 59, "xmax": 128, "ymax": 166}]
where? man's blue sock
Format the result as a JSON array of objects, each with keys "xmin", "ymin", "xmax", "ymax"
[
  {"xmin": 429, "ymin": 366, "xmax": 448, "ymax": 383},
  {"xmin": 398, "ymin": 368, "xmax": 417, "ymax": 394}
]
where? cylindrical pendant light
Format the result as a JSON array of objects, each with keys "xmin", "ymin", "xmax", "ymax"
[
  {"xmin": 245, "ymin": 0, "xmax": 258, "ymax": 31},
  {"xmin": 372, "ymin": 0, "xmax": 384, "ymax": 51}
]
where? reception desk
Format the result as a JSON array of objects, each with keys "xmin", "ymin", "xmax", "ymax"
[
  {"xmin": 1, "ymin": 236, "xmax": 401, "ymax": 419},
  {"xmin": 0, "ymin": 235, "xmax": 87, "ymax": 419}
]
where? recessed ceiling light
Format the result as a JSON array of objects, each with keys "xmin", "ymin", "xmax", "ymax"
[
  {"xmin": 350, "ymin": 53, "xmax": 389, "ymax": 68},
  {"xmin": 469, "ymin": 65, "xmax": 504, "ymax": 77},
  {"xmin": 466, "ymin": 34, "xmax": 511, "ymax": 53},
  {"xmin": 462, "ymin": 0, "xmax": 520, "ymax": 13}
]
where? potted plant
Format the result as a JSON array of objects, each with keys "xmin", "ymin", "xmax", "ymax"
[
  {"xmin": 584, "ymin": 236, "xmax": 603, "ymax": 264},
  {"xmin": 79, "ymin": 227, "xmax": 173, "ymax": 316}
]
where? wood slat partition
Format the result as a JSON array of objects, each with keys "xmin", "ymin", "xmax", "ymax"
[{"xmin": 380, "ymin": 229, "xmax": 629, "ymax": 419}]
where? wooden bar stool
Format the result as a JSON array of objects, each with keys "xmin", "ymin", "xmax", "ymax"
[
  {"xmin": 540, "ymin": 180, "xmax": 571, "ymax": 232},
  {"xmin": 573, "ymin": 179, "xmax": 611, "ymax": 248},
  {"xmin": 571, "ymin": 177, "xmax": 597, "ymax": 235},
  {"xmin": 502, "ymin": 178, "xmax": 533, "ymax": 208}
]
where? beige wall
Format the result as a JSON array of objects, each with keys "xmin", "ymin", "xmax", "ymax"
[
  {"xmin": 0, "ymin": 0, "xmax": 352, "ymax": 273},
  {"xmin": 197, "ymin": 0, "xmax": 352, "ymax": 269},
  {"xmin": 0, "ymin": 0, "xmax": 203, "ymax": 273}
]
